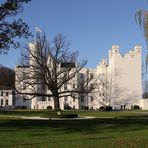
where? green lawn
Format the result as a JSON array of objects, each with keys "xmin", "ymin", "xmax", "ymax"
[{"xmin": 0, "ymin": 110, "xmax": 148, "ymax": 148}]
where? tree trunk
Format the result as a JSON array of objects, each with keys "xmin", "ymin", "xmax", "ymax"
[{"xmin": 53, "ymin": 96, "xmax": 60, "ymax": 110}]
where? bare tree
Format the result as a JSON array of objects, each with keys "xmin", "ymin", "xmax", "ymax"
[
  {"xmin": 15, "ymin": 33, "xmax": 94, "ymax": 109},
  {"xmin": 90, "ymin": 69, "xmax": 129, "ymax": 109},
  {"xmin": 99, "ymin": 71, "xmax": 123, "ymax": 107}
]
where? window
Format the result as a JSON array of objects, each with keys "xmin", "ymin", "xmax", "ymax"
[
  {"xmin": 81, "ymin": 96, "xmax": 84, "ymax": 102},
  {"xmin": 64, "ymin": 84, "xmax": 67, "ymax": 90},
  {"xmin": 1, "ymin": 91, "xmax": 3, "ymax": 96},
  {"xmin": 1, "ymin": 99, "xmax": 3, "ymax": 105},
  {"xmin": 48, "ymin": 97, "xmax": 51, "ymax": 101},
  {"xmin": 90, "ymin": 106, "xmax": 93, "ymax": 110},
  {"xmin": 42, "ymin": 85, "xmax": 45, "ymax": 90},
  {"xmin": 72, "ymin": 94, "xmax": 76, "ymax": 102},
  {"xmin": 6, "ymin": 100, "xmax": 8, "ymax": 105},
  {"xmin": 73, "ymin": 84, "xmax": 75, "ymax": 89},
  {"xmin": 90, "ymin": 73, "xmax": 94, "ymax": 79},
  {"xmin": 73, "ymin": 105, "xmax": 75, "ymax": 109},
  {"xmin": 90, "ymin": 96, "xmax": 93, "ymax": 102},
  {"xmin": 64, "ymin": 97, "xmax": 67, "ymax": 102},
  {"xmin": 23, "ymin": 96, "xmax": 26, "ymax": 102},
  {"xmin": 23, "ymin": 85, "xmax": 26, "ymax": 90},
  {"xmin": 63, "ymin": 73, "xmax": 67, "ymax": 80},
  {"xmin": 6, "ymin": 92, "xmax": 9, "ymax": 97},
  {"xmin": 42, "ymin": 96, "xmax": 45, "ymax": 101}
]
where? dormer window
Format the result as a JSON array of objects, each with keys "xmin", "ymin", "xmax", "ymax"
[{"xmin": 6, "ymin": 92, "xmax": 9, "ymax": 97}]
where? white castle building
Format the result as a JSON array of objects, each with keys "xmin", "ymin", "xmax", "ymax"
[{"xmin": 13, "ymin": 44, "xmax": 144, "ymax": 110}]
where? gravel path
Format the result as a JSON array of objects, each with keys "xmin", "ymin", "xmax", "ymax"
[{"xmin": 21, "ymin": 116, "xmax": 96, "ymax": 120}]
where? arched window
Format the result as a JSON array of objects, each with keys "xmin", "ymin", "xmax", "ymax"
[
  {"xmin": 1, "ymin": 99, "xmax": 3, "ymax": 105},
  {"xmin": 90, "ymin": 96, "xmax": 93, "ymax": 102},
  {"xmin": 6, "ymin": 100, "xmax": 8, "ymax": 105},
  {"xmin": 1, "ymin": 91, "xmax": 3, "ymax": 96}
]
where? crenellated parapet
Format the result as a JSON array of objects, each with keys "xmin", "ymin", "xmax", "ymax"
[
  {"xmin": 108, "ymin": 45, "xmax": 142, "ymax": 60},
  {"xmin": 127, "ymin": 45, "xmax": 141, "ymax": 57},
  {"xmin": 108, "ymin": 45, "xmax": 120, "ymax": 56}
]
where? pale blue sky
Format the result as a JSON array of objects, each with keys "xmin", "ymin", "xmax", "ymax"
[{"xmin": 0, "ymin": 0, "xmax": 147, "ymax": 68}]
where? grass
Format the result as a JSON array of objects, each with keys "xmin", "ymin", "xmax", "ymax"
[{"xmin": 0, "ymin": 110, "xmax": 148, "ymax": 147}]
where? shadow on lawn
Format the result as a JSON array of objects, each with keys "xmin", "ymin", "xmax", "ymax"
[
  {"xmin": 0, "ymin": 136, "xmax": 114, "ymax": 148},
  {"xmin": 0, "ymin": 117, "xmax": 148, "ymax": 135}
]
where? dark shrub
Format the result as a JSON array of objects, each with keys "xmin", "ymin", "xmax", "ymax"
[
  {"xmin": 47, "ymin": 106, "xmax": 52, "ymax": 110},
  {"xmin": 48, "ymin": 113, "xmax": 78, "ymax": 118},
  {"xmin": 133, "ymin": 105, "xmax": 140, "ymax": 110},
  {"xmin": 106, "ymin": 106, "xmax": 112, "ymax": 111},
  {"xmin": 90, "ymin": 107, "xmax": 94, "ymax": 110},
  {"xmin": 60, "ymin": 114, "xmax": 78, "ymax": 118},
  {"xmin": 99, "ymin": 106, "xmax": 106, "ymax": 111},
  {"xmin": 83, "ymin": 106, "xmax": 89, "ymax": 110},
  {"xmin": 15, "ymin": 106, "xmax": 27, "ymax": 109},
  {"xmin": 64, "ymin": 105, "xmax": 72, "ymax": 110}
]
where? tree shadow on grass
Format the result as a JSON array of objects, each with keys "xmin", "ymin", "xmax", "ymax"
[
  {"xmin": 0, "ymin": 117, "xmax": 148, "ymax": 135},
  {"xmin": 0, "ymin": 136, "xmax": 114, "ymax": 148}
]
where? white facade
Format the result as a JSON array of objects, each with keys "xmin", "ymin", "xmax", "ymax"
[
  {"xmin": 139, "ymin": 99, "xmax": 148, "ymax": 110},
  {"xmin": 0, "ymin": 90, "xmax": 14, "ymax": 109},
  {"xmin": 107, "ymin": 45, "xmax": 142, "ymax": 109},
  {"xmin": 14, "ymin": 44, "xmax": 143, "ymax": 110}
]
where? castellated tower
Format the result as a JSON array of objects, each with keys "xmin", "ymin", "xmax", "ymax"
[
  {"xmin": 29, "ymin": 43, "xmax": 46, "ymax": 109},
  {"xmin": 108, "ymin": 45, "xmax": 142, "ymax": 109}
]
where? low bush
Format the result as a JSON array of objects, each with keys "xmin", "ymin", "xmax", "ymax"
[
  {"xmin": 99, "ymin": 106, "xmax": 106, "ymax": 111},
  {"xmin": 83, "ymin": 106, "xmax": 89, "ymax": 110},
  {"xmin": 133, "ymin": 105, "xmax": 140, "ymax": 110},
  {"xmin": 106, "ymin": 106, "xmax": 113, "ymax": 111},
  {"xmin": 47, "ymin": 106, "xmax": 52, "ymax": 110},
  {"xmin": 64, "ymin": 105, "xmax": 72, "ymax": 110},
  {"xmin": 59, "ymin": 114, "xmax": 78, "ymax": 118},
  {"xmin": 15, "ymin": 106, "xmax": 27, "ymax": 109}
]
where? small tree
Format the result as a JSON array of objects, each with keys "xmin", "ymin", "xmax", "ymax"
[
  {"xmin": 96, "ymin": 69, "xmax": 123, "ymax": 107},
  {"xmin": 135, "ymin": 9, "xmax": 148, "ymax": 99},
  {"xmin": 0, "ymin": 0, "xmax": 32, "ymax": 54},
  {"xmin": 15, "ymin": 33, "xmax": 94, "ymax": 110}
]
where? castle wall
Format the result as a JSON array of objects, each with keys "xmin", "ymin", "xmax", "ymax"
[
  {"xmin": 108, "ymin": 45, "xmax": 142, "ymax": 108},
  {"xmin": 14, "ymin": 44, "xmax": 143, "ymax": 110}
]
